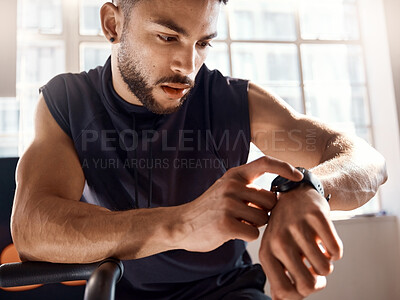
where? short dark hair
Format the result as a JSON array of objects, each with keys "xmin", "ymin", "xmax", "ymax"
[{"xmin": 112, "ymin": 0, "xmax": 228, "ymax": 26}]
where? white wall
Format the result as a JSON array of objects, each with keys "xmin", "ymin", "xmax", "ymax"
[
  {"xmin": 383, "ymin": 0, "xmax": 400, "ymax": 135},
  {"xmin": 247, "ymin": 216, "xmax": 400, "ymax": 299},
  {"xmin": 0, "ymin": 0, "xmax": 17, "ymax": 97},
  {"xmin": 359, "ymin": 0, "xmax": 400, "ymax": 218}
]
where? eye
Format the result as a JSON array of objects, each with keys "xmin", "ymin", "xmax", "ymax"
[
  {"xmin": 158, "ymin": 34, "xmax": 177, "ymax": 43},
  {"xmin": 197, "ymin": 41, "xmax": 213, "ymax": 49}
]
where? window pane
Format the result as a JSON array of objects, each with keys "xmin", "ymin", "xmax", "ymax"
[
  {"xmin": 231, "ymin": 43, "xmax": 300, "ymax": 85},
  {"xmin": 80, "ymin": 43, "xmax": 111, "ymax": 71},
  {"xmin": 304, "ymin": 85, "xmax": 370, "ymax": 131},
  {"xmin": 0, "ymin": 99, "xmax": 19, "ymax": 135},
  {"xmin": 354, "ymin": 127, "xmax": 373, "ymax": 145},
  {"xmin": 17, "ymin": 87, "xmax": 44, "ymax": 151},
  {"xmin": 0, "ymin": 136, "xmax": 19, "ymax": 157},
  {"xmin": 204, "ymin": 43, "xmax": 230, "ymax": 76},
  {"xmin": 299, "ymin": 0, "xmax": 359, "ymax": 40},
  {"xmin": 301, "ymin": 44, "xmax": 365, "ymax": 85},
  {"xmin": 216, "ymin": 7, "xmax": 228, "ymax": 40},
  {"xmin": 80, "ymin": 0, "xmax": 104, "ymax": 36},
  {"xmin": 16, "ymin": 40, "xmax": 65, "ymax": 152},
  {"xmin": 18, "ymin": 0, "xmax": 62, "ymax": 34},
  {"xmin": 263, "ymin": 86, "xmax": 303, "ymax": 113},
  {"xmin": 0, "ymin": 98, "xmax": 19, "ymax": 157},
  {"xmin": 17, "ymin": 40, "xmax": 65, "ymax": 85},
  {"xmin": 230, "ymin": 0, "xmax": 296, "ymax": 41}
]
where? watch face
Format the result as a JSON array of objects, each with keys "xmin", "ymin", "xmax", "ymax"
[
  {"xmin": 270, "ymin": 167, "xmax": 305, "ymax": 193},
  {"xmin": 271, "ymin": 176, "xmax": 292, "ymax": 187},
  {"xmin": 270, "ymin": 167, "xmax": 327, "ymax": 199},
  {"xmin": 271, "ymin": 175, "xmax": 298, "ymax": 192}
]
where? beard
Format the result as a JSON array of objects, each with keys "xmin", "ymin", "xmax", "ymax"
[{"xmin": 117, "ymin": 31, "xmax": 195, "ymax": 115}]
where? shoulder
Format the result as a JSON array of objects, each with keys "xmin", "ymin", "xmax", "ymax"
[
  {"xmin": 40, "ymin": 68, "xmax": 102, "ymax": 112},
  {"xmin": 41, "ymin": 67, "xmax": 101, "ymax": 98},
  {"xmin": 39, "ymin": 65, "xmax": 106, "ymax": 139},
  {"xmin": 40, "ymin": 64, "xmax": 105, "ymax": 112},
  {"xmin": 192, "ymin": 65, "xmax": 249, "ymax": 111},
  {"xmin": 199, "ymin": 64, "xmax": 248, "ymax": 91}
]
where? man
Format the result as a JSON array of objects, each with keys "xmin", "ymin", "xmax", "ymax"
[{"xmin": 11, "ymin": 0, "xmax": 387, "ymax": 299}]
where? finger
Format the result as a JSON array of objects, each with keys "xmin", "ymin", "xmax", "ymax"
[
  {"xmin": 275, "ymin": 245, "xmax": 325, "ymax": 297},
  {"xmin": 261, "ymin": 253, "xmax": 303, "ymax": 300},
  {"xmin": 235, "ymin": 186, "xmax": 277, "ymax": 210},
  {"xmin": 232, "ymin": 156, "xmax": 303, "ymax": 183},
  {"xmin": 290, "ymin": 225, "xmax": 334, "ymax": 275},
  {"xmin": 228, "ymin": 217, "xmax": 261, "ymax": 242},
  {"xmin": 234, "ymin": 203, "xmax": 269, "ymax": 227},
  {"xmin": 311, "ymin": 215, "xmax": 343, "ymax": 261},
  {"xmin": 226, "ymin": 197, "xmax": 269, "ymax": 227}
]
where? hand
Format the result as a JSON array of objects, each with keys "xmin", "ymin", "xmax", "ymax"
[
  {"xmin": 259, "ymin": 185, "xmax": 343, "ymax": 300},
  {"xmin": 174, "ymin": 156, "xmax": 303, "ymax": 252}
]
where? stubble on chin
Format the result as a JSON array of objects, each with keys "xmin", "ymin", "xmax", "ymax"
[{"xmin": 117, "ymin": 33, "xmax": 194, "ymax": 114}]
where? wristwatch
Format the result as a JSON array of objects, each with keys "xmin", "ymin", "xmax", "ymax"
[{"xmin": 270, "ymin": 167, "xmax": 331, "ymax": 201}]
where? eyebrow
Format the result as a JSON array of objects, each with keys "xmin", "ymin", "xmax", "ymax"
[{"xmin": 151, "ymin": 18, "xmax": 218, "ymax": 40}]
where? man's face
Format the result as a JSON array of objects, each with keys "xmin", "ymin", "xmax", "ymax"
[{"xmin": 117, "ymin": 0, "xmax": 221, "ymax": 114}]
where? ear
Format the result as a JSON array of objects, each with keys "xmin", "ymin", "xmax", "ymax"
[{"xmin": 100, "ymin": 2, "xmax": 122, "ymax": 43}]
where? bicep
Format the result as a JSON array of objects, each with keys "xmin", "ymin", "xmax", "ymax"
[
  {"xmin": 15, "ymin": 94, "xmax": 85, "ymax": 203},
  {"xmin": 248, "ymin": 82, "xmax": 342, "ymax": 168}
]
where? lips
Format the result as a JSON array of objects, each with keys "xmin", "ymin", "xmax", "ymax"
[{"xmin": 161, "ymin": 83, "xmax": 191, "ymax": 100}]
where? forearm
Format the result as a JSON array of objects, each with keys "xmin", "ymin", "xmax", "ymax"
[
  {"xmin": 11, "ymin": 193, "xmax": 177, "ymax": 263},
  {"xmin": 311, "ymin": 134, "xmax": 387, "ymax": 211},
  {"xmin": 10, "ymin": 156, "xmax": 310, "ymax": 264}
]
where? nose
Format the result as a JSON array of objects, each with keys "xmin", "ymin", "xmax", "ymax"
[{"xmin": 171, "ymin": 45, "xmax": 196, "ymax": 76}]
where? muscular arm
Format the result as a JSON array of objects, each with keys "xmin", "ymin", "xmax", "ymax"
[
  {"xmin": 248, "ymin": 82, "xmax": 387, "ymax": 299},
  {"xmin": 248, "ymin": 82, "xmax": 387, "ymax": 210},
  {"xmin": 11, "ymin": 93, "xmax": 302, "ymax": 264},
  {"xmin": 11, "ymin": 95, "xmax": 179, "ymax": 263},
  {"xmin": 311, "ymin": 136, "xmax": 387, "ymax": 210}
]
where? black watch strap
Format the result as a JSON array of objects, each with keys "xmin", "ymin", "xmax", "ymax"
[{"xmin": 270, "ymin": 167, "xmax": 330, "ymax": 201}]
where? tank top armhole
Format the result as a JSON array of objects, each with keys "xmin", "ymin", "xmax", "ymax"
[{"xmin": 39, "ymin": 76, "xmax": 73, "ymax": 139}]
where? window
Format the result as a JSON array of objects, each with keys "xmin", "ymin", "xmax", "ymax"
[
  {"xmin": 6, "ymin": 0, "xmax": 396, "ymax": 217},
  {"xmin": 207, "ymin": 0, "xmax": 371, "ymax": 141},
  {"xmin": 0, "ymin": 99, "xmax": 19, "ymax": 157},
  {"xmin": 206, "ymin": 0, "xmax": 378, "ymax": 217},
  {"xmin": 13, "ymin": 0, "xmax": 109, "ymax": 151}
]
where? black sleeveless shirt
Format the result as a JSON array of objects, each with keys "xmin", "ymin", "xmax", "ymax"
[{"xmin": 41, "ymin": 57, "xmax": 252, "ymax": 298}]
